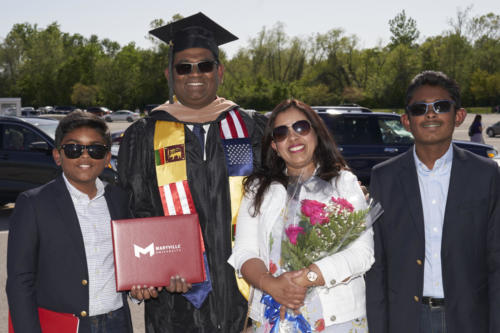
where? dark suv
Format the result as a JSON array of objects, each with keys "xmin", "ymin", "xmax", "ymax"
[
  {"xmin": 0, "ymin": 116, "xmax": 118, "ymax": 205},
  {"xmin": 317, "ymin": 110, "xmax": 498, "ymax": 185}
]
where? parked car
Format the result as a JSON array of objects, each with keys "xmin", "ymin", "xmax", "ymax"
[
  {"xmin": 37, "ymin": 106, "xmax": 54, "ymax": 114},
  {"xmin": 312, "ymin": 104, "xmax": 373, "ymax": 113},
  {"xmin": 103, "ymin": 110, "xmax": 140, "ymax": 122},
  {"xmin": 52, "ymin": 105, "xmax": 78, "ymax": 114},
  {"xmin": 0, "ymin": 116, "xmax": 118, "ymax": 205},
  {"xmin": 486, "ymin": 121, "xmax": 500, "ymax": 137},
  {"xmin": 86, "ymin": 106, "xmax": 112, "ymax": 117},
  {"xmin": 21, "ymin": 107, "xmax": 41, "ymax": 117},
  {"xmin": 111, "ymin": 130, "xmax": 125, "ymax": 144},
  {"xmin": 316, "ymin": 110, "xmax": 498, "ymax": 185},
  {"xmin": 143, "ymin": 104, "xmax": 160, "ymax": 115}
]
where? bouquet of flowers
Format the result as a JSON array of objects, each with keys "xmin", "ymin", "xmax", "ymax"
[
  {"xmin": 282, "ymin": 195, "xmax": 380, "ymax": 272},
  {"xmin": 261, "ymin": 175, "xmax": 382, "ymax": 333}
]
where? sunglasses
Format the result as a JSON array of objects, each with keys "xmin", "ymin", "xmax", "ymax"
[
  {"xmin": 406, "ymin": 100, "xmax": 455, "ymax": 117},
  {"xmin": 59, "ymin": 144, "xmax": 109, "ymax": 159},
  {"xmin": 174, "ymin": 61, "xmax": 217, "ymax": 75},
  {"xmin": 272, "ymin": 120, "xmax": 312, "ymax": 142}
]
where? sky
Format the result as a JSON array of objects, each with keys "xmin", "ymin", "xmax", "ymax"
[{"xmin": 1, "ymin": 0, "xmax": 499, "ymax": 58}]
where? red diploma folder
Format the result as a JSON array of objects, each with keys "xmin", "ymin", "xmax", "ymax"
[
  {"xmin": 8, "ymin": 308, "xmax": 79, "ymax": 332},
  {"xmin": 111, "ymin": 214, "xmax": 205, "ymax": 291}
]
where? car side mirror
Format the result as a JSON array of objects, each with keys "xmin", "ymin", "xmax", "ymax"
[{"xmin": 28, "ymin": 141, "xmax": 51, "ymax": 153}]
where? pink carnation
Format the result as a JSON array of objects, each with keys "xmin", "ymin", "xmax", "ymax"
[
  {"xmin": 331, "ymin": 197, "xmax": 354, "ymax": 212},
  {"xmin": 301, "ymin": 199, "xmax": 328, "ymax": 225},
  {"xmin": 285, "ymin": 225, "xmax": 305, "ymax": 245}
]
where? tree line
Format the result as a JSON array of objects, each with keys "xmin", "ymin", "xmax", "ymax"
[{"xmin": 0, "ymin": 8, "xmax": 499, "ymax": 111}]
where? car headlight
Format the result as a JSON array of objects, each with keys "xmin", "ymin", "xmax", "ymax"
[{"xmin": 487, "ymin": 149, "xmax": 498, "ymax": 158}]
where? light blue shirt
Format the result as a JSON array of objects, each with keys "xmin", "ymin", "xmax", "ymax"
[{"xmin": 413, "ymin": 144, "xmax": 453, "ymax": 298}]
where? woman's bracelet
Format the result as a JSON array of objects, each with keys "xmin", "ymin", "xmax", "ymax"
[{"xmin": 258, "ymin": 271, "xmax": 272, "ymax": 291}]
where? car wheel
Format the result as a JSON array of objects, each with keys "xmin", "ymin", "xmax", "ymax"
[
  {"xmin": 127, "ymin": 117, "xmax": 133, "ymax": 122},
  {"xmin": 105, "ymin": 117, "xmax": 112, "ymax": 122},
  {"xmin": 487, "ymin": 129, "xmax": 495, "ymax": 137}
]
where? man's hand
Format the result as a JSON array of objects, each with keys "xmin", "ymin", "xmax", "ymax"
[
  {"xmin": 165, "ymin": 275, "xmax": 192, "ymax": 293},
  {"xmin": 130, "ymin": 285, "xmax": 163, "ymax": 301},
  {"xmin": 129, "ymin": 275, "xmax": 192, "ymax": 301}
]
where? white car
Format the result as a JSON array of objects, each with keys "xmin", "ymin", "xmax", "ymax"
[{"xmin": 103, "ymin": 110, "xmax": 140, "ymax": 122}]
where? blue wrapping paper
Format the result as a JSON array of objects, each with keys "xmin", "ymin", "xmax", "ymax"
[{"xmin": 261, "ymin": 293, "xmax": 312, "ymax": 333}]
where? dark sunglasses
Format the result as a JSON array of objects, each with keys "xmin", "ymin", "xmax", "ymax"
[
  {"xmin": 406, "ymin": 100, "xmax": 455, "ymax": 117},
  {"xmin": 174, "ymin": 61, "xmax": 217, "ymax": 75},
  {"xmin": 59, "ymin": 144, "xmax": 109, "ymax": 159},
  {"xmin": 272, "ymin": 120, "xmax": 312, "ymax": 142}
]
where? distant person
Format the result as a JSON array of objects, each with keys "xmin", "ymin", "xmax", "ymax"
[
  {"xmin": 7, "ymin": 111, "xmax": 133, "ymax": 332},
  {"xmin": 365, "ymin": 71, "xmax": 500, "ymax": 333},
  {"xmin": 468, "ymin": 114, "xmax": 485, "ymax": 143}
]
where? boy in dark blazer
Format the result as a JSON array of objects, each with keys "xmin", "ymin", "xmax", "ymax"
[
  {"xmin": 6, "ymin": 111, "xmax": 133, "ymax": 332},
  {"xmin": 366, "ymin": 71, "xmax": 500, "ymax": 333}
]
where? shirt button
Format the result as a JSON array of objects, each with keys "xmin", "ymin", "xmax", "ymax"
[
  {"xmin": 432, "ymin": 200, "xmax": 436, "ymax": 204},
  {"xmin": 80, "ymin": 311, "xmax": 87, "ymax": 317},
  {"xmin": 416, "ymin": 259, "xmax": 422, "ymax": 266},
  {"xmin": 81, "ymin": 279, "xmax": 88, "ymax": 286},
  {"xmin": 414, "ymin": 296, "xmax": 419, "ymax": 302},
  {"xmin": 433, "ymin": 227, "xmax": 438, "ymax": 233},
  {"xmin": 330, "ymin": 279, "xmax": 336, "ymax": 285},
  {"xmin": 330, "ymin": 315, "xmax": 336, "ymax": 322}
]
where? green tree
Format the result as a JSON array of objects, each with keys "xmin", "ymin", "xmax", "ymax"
[
  {"xmin": 71, "ymin": 83, "xmax": 99, "ymax": 106},
  {"xmin": 388, "ymin": 10, "xmax": 420, "ymax": 48}
]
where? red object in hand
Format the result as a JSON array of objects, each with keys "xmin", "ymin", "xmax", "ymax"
[
  {"xmin": 9, "ymin": 308, "xmax": 79, "ymax": 333},
  {"xmin": 111, "ymin": 214, "xmax": 205, "ymax": 291}
]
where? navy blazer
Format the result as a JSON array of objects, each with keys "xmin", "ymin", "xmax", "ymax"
[
  {"xmin": 365, "ymin": 145, "xmax": 500, "ymax": 333},
  {"xmin": 6, "ymin": 175, "xmax": 133, "ymax": 333}
]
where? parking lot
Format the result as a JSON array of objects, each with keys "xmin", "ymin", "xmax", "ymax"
[{"xmin": 1, "ymin": 112, "xmax": 500, "ymax": 332}]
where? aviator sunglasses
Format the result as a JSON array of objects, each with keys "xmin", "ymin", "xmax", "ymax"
[
  {"xmin": 272, "ymin": 120, "xmax": 312, "ymax": 142},
  {"xmin": 59, "ymin": 144, "xmax": 109, "ymax": 159},
  {"xmin": 406, "ymin": 100, "xmax": 455, "ymax": 117},
  {"xmin": 174, "ymin": 60, "xmax": 218, "ymax": 75}
]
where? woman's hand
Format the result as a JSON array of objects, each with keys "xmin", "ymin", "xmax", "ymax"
[
  {"xmin": 292, "ymin": 264, "xmax": 326, "ymax": 288},
  {"xmin": 263, "ymin": 270, "xmax": 307, "ymax": 310}
]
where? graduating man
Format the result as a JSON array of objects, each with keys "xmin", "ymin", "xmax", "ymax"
[
  {"xmin": 365, "ymin": 71, "xmax": 500, "ymax": 332},
  {"xmin": 118, "ymin": 12, "xmax": 267, "ymax": 332}
]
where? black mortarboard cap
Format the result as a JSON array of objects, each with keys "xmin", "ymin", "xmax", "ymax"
[{"xmin": 149, "ymin": 12, "xmax": 238, "ymax": 60}]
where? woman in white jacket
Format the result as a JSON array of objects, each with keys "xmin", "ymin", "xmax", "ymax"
[{"xmin": 228, "ymin": 99, "xmax": 374, "ymax": 332}]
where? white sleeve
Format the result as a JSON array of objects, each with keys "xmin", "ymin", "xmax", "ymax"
[
  {"xmin": 227, "ymin": 192, "xmax": 262, "ymax": 276},
  {"xmin": 314, "ymin": 171, "xmax": 375, "ymax": 288}
]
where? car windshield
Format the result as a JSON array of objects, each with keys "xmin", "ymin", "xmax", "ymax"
[
  {"xmin": 36, "ymin": 124, "xmax": 57, "ymax": 140},
  {"xmin": 378, "ymin": 118, "xmax": 414, "ymax": 144},
  {"xmin": 23, "ymin": 119, "xmax": 58, "ymax": 140}
]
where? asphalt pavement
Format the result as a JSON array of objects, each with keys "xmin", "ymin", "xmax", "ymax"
[{"xmin": 1, "ymin": 114, "xmax": 500, "ymax": 332}]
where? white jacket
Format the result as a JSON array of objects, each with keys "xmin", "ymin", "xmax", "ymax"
[{"xmin": 228, "ymin": 170, "xmax": 374, "ymax": 326}]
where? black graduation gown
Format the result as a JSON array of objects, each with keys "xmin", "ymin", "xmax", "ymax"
[{"xmin": 118, "ymin": 107, "xmax": 267, "ymax": 332}]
